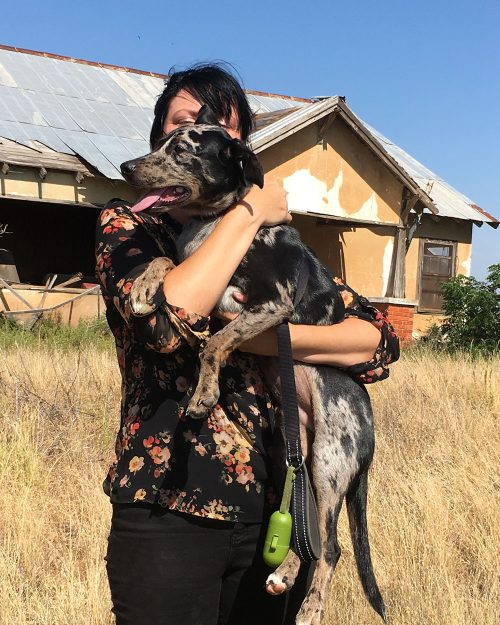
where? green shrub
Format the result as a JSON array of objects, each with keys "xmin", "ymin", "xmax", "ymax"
[{"xmin": 438, "ymin": 263, "xmax": 500, "ymax": 354}]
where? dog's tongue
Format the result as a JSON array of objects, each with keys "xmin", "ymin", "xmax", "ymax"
[
  {"xmin": 130, "ymin": 190, "xmax": 163, "ymax": 213},
  {"xmin": 130, "ymin": 187, "xmax": 185, "ymax": 213}
]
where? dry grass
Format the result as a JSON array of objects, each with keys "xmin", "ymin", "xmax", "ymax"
[{"xmin": 0, "ymin": 343, "xmax": 498, "ymax": 625}]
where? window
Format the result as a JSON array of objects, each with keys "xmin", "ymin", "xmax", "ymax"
[{"xmin": 418, "ymin": 240, "xmax": 456, "ymax": 311}]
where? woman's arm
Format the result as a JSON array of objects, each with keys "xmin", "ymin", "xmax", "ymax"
[
  {"xmin": 238, "ymin": 317, "xmax": 381, "ymax": 368},
  {"xmin": 163, "ymin": 181, "xmax": 290, "ymax": 316}
]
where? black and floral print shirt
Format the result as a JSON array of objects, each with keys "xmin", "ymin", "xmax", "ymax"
[{"xmin": 95, "ymin": 202, "xmax": 277, "ymax": 522}]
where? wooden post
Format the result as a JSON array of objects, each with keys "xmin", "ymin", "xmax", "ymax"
[
  {"xmin": 392, "ymin": 227, "xmax": 407, "ymax": 298},
  {"xmin": 386, "ymin": 189, "xmax": 418, "ymax": 298}
]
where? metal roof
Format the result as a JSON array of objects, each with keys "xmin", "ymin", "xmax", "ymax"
[
  {"xmin": 0, "ymin": 45, "xmax": 302, "ymax": 180},
  {"xmin": 251, "ymin": 98, "xmax": 341, "ymax": 152},
  {"xmin": 0, "ymin": 45, "xmax": 496, "ymax": 227},
  {"xmin": 363, "ymin": 123, "xmax": 498, "ymax": 227}
]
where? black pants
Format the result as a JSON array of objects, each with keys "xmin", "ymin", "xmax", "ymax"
[{"xmin": 106, "ymin": 504, "xmax": 312, "ymax": 625}]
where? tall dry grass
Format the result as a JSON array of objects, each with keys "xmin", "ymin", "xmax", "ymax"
[{"xmin": 0, "ymin": 342, "xmax": 498, "ymax": 625}]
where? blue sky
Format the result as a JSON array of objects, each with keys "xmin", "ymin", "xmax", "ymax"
[{"xmin": 2, "ymin": 0, "xmax": 498, "ymax": 279}]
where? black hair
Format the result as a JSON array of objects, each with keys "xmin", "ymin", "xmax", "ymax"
[{"xmin": 149, "ymin": 63, "xmax": 254, "ymax": 149}]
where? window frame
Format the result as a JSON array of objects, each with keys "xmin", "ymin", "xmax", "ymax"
[{"xmin": 417, "ymin": 238, "xmax": 457, "ymax": 313}]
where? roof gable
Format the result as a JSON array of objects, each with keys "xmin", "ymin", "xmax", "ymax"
[{"xmin": 253, "ymin": 99, "xmax": 498, "ymax": 228}]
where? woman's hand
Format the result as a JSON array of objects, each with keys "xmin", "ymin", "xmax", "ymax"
[{"xmin": 235, "ymin": 179, "xmax": 291, "ymax": 227}]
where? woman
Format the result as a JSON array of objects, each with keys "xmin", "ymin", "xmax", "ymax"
[{"xmin": 96, "ymin": 63, "xmax": 398, "ymax": 625}]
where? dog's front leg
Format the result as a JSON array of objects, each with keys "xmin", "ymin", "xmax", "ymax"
[
  {"xmin": 130, "ymin": 257, "xmax": 175, "ymax": 316},
  {"xmin": 187, "ymin": 302, "xmax": 293, "ymax": 419}
]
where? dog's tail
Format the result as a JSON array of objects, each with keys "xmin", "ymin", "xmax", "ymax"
[{"xmin": 346, "ymin": 469, "xmax": 387, "ymax": 622}]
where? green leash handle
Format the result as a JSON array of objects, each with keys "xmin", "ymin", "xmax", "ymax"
[{"xmin": 263, "ymin": 466, "xmax": 295, "ymax": 567}]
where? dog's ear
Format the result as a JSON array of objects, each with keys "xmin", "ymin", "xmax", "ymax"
[
  {"xmin": 220, "ymin": 140, "xmax": 264, "ymax": 189},
  {"xmin": 195, "ymin": 104, "xmax": 220, "ymax": 126}
]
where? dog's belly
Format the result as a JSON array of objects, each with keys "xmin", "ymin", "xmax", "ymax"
[
  {"xmin": 260, "ymin": 359, "xmax": 314, "ymax": 433},
  {"xmin": 295, "ymin": 365, "xmax": 314, "ymax": 432}
]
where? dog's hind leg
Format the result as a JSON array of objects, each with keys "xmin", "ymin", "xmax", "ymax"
[
  {"xmin": 294, "ymin": 369, "xmax": 369, "ymax": 625},
  {"xmin": 294, "ymin": 484, "xmax": 344, "ymax": 625},
  {"xmin": 187, "ymin": 301, "xmax": 293, "ymax": 419}
]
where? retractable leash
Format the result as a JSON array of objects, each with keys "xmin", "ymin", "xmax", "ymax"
[{"xmin": 263, "ymin": 260, "xmax": 322, "ymax": 567}]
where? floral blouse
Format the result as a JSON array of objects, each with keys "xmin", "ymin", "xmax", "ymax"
[{"xmin": 95, "ymin": 202, "xmax": 277, "ymax": 522}]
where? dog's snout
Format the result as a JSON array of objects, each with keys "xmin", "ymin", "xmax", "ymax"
[{"xmin": 121, "ymin": 159, "xmax": 136, "ymax": 176}]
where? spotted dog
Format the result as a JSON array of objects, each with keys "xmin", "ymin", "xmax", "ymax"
[{"xmin": 121, "ymin": 107, "xmax": 386, "ymax": 625}]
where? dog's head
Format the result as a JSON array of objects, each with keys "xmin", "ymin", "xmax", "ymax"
[{"xmin": 121, "ymin": 106, "xmax": 263, "ymax": 216}]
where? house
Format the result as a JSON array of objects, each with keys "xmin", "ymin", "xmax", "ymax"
[{"xmin": 0, "ymin": 44, "xmax": 497, "ymax": 334}]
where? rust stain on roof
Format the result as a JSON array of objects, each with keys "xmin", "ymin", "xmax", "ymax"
[
  {"xmin": 0, "ymin": 43, "xmax": 166, "ymax": 78},
  {"xmin": 254, "ymin": 108, "xmax": 299, "ymax": 131},
  {"xmin": 470, "ymin": 204, "xmax": 499, "ymax": 224},
  {"xmin": 0, "ymin": 44, "xmax": 311, "ymax": 103}
]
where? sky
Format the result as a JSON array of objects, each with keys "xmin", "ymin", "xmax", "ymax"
[{"xmin": 1, "ymin": 0, "xmax": 498, "ymax": 279}]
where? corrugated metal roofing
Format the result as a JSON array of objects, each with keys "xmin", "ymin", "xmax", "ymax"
[
  {"xmin": 0, "ymin": 46, "xmax": 496, "ymax": 227},
  {"xmin": 250, "ymin": 98, "xmax": 341, "ymax": 152},
  {"xmin": 363, "ymin": 123, "xmax": 498, "ymax": 226},
  {"xmin": 0, "ymin": 46, "xmax": 302, "ymax": 180}
]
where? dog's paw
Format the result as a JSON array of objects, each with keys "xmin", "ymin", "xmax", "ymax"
[
  {"xmin": 130, "ymin": 257, "xmax": 173, "ymax": 316},
  {"xmin": 186, "ymin": 388, "xmax": 220, "ymax": 420},
  {"xmin": 265, "ymin": 573, "xmax": 290, "ymax": 596},
  {"xmin": 130, "ymin": 288, "xmax": 157, "ymax": 316},
  {"xmin": 265, "ymin": 549, "xmax": 300, "ymax": 596}
]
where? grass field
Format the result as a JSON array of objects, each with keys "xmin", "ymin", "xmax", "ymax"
[{"xmin": 0, "ymin": 326, "xmax": 498, "ymax": 624}]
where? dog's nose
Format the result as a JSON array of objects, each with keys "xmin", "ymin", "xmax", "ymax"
[{"xmin": 121, "ymin": 160, "xmax": 136, "ymax": 176}]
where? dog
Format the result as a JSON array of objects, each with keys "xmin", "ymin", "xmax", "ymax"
[{"xmin": 120, "ymin": 106, "xmax": 386, "ymax": 625}]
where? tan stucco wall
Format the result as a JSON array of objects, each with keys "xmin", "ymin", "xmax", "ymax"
[
  {"xmin": 259, "ymin": 117, "xmax": 403, "ymax": 224},
  {"xmin": 290, "ymin": 213, "xmax": 395, "ymax": 296},
  {"xmin": 257, "ymin": 117, "xmax": 406, "ymax": 297},
  {"xmin": 0, "ymin": 166, "xmax": 139, "ymax": 207}
]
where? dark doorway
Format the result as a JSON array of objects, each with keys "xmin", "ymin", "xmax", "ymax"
[{"xmin": 0, "ymin": 198, "xmax": 100, "ymax": 285}]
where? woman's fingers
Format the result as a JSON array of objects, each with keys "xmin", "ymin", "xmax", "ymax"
[{"xmin": 241, "ymin": 180, "xmax": 291, "ymax": 227}]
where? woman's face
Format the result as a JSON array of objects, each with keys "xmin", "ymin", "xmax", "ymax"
[{"xmin": 162, "ymin": 89, "xmax": 242, "ymax": 140}]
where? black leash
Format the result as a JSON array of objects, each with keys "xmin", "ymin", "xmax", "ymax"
[{"xmin": 276, "ymin": 259, "xmax": 321, "ymax": 563}]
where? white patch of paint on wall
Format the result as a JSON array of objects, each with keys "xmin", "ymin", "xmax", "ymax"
[
  {"xmin": 283, "ymin": 169, "xmax": 327, "ymax": 213},
  {"xmin": 382, "ymin": 239, "xmax": 394, "ymax": 295},
  {"xmin": 353, "ymin": 192, "xmax": 379, "ymax": 221},
  {"xmin": 283, "ymin": 168, "xmax": 379, "ymax": 221},
  {"xmin": 324, "ymin": 169, "xmax": 344, "ymax": 214},
  {"xmin": 460, "ymin": 256, "xmax": 471, "ymax": 276}
]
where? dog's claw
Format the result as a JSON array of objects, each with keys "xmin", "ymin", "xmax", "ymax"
[{"xmin": 186, "ymin": 397, "xmax": 211, "ymax": 420}]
